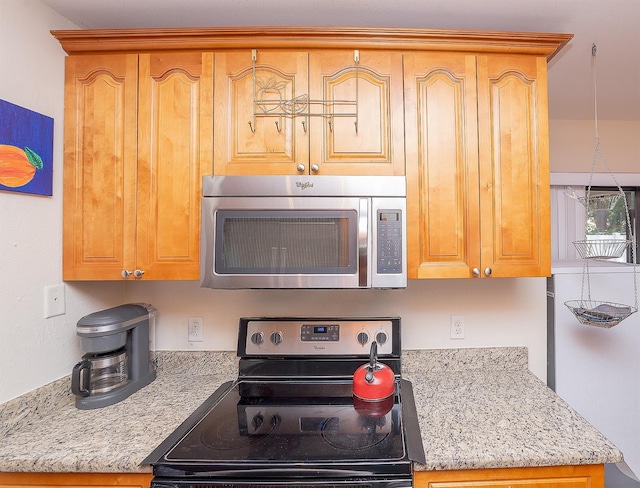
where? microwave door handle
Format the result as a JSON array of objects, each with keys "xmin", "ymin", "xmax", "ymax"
[{"xmin": 358, "ymin": 198, "xmax": 369, "ymax": 287}]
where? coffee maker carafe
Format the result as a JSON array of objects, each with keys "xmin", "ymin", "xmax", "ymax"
[{"xmin": 71, "ymin": 303, "xmax": 157, "ymax": 409}]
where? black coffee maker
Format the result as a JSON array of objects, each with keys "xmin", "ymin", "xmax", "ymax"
[{"xmin": 71, "ymin": 303, "xmax": 157, "ymax": 409}]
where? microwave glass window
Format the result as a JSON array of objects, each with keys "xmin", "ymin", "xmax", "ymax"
[{"xmin": 216, "ymin": 211, "xmax": 357, "ymax": 274}]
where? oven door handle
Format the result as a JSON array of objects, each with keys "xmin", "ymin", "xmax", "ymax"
[
  {"xmin": 188, "ymin": 468, "xmax": 383, "ymax": 477},
  {"xmin": 358, "ymin": 198, "xmax": 369, "ymax": 287}
]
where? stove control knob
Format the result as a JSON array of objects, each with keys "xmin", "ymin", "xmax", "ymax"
[
  {"xmin": 270, "ymin": 414, "xmax": 281, "ymax": 428},
  {"xmin": 251, "ymin": 414, "xmax": 264, "ymax": 431},
  {"xmin": 250, "ymin": 332, "xmax": 264, "ymax": 345},
  {"xmin": 270, "ymin": 331, "xmax": 284, "ymax": 345},
  {"xmin": 357, "ymin": 331, "xmax": 369, "ymax": 345},
  {"xmin": 375, "ymin": 331, "xmax": 388, "ymax": 345}
]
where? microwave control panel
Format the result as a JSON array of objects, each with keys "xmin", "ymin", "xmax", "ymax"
[{"xmin": 377, "ymin": 210, "xmax": 403, "ymax": 274}]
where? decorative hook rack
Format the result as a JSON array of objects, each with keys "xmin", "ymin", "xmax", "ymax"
[{"xmin": 249, "ymin": 49, "xmax": 360, "ymax": 134}]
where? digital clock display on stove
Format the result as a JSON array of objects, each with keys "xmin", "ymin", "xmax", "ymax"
[{"xmin": 300, "ymin": 324, "xmax": 340, "ymax": 341}]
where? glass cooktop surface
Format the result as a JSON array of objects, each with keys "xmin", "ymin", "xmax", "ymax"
[{"xmin": 164, "ymin": 379, "xmax": 406, "ymax": 464}]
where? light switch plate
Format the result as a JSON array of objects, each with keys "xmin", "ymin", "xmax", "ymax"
[{"xmin": 44, "ymin": 284, "xmax": 66, "ymax": 318}]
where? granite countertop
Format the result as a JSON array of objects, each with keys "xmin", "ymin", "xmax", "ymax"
[
  {"xmin": 402, "ymin": 348, "xmax": 622, "ymax": 471},
  {"xmin": 0, "ymin": 348, "xmax": 623, "ymax": 474}
]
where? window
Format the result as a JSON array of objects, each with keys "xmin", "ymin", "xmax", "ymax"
[{"xmin": 586, "ymin": 187, "xmax": 638, "ymax": 264}]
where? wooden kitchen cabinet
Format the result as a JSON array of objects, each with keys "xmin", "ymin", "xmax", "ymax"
[
  {"xmin": 63, "ymin": 52, "xmax": 213, "ymax": 280},
  {"xmin": 405, "ymin": 52, "xmax": 551, "ymax": 279},
  {"xmin": 308, "ymin": 50, "xmax": 405, "ymax": 176},
  {"xmin": 213, "ymin": 49, "xmax": 404, "ymax": 176},
  {"xmin": 0, "ymin": 472, "xmax": 152, "ymax": 488},
  {"xmin": 413, "ymin": 464, "xmax": 604, "ymax": 488},
  {"xmin": 213, "ymin": 50, "xmax": 308, "ymax": 175},
  {"xmin": 476, "ymin": 54, "xmax": 551, "ymax": 278},
  {"xmin": 54, "ymin": 27, "xmax": 570, "ymax": 281}
]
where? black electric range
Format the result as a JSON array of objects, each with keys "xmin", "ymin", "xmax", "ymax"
[{"xmin": 145, "ymin": 317, "xmax": 425, "ymax": 488}]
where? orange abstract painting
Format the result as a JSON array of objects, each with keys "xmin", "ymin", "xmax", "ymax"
[{"xmin": 0, "ymin": 99, "xmax": 53, "ymax": 196}]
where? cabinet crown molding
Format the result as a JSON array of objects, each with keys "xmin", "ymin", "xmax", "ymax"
[{"xmin": 51, "ymin": 26, "xmax": 572, "ymax": 60}]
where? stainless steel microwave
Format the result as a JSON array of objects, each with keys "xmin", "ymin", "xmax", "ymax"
[{"xmin": 200, "ymin": 175, "xmax": 407, "ymax": 289}]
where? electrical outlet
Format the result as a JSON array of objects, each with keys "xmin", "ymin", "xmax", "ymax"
[
  {"xmin": 188, "ymin": 317, "xmax": 204, "ymax": 342},
  {"xmin": 44, "ymin": 284, "xmax": 66, "ymax": 318},
  {"xmin": 450, "ymin": 315, "xmax": 465, "ymax": 340}
]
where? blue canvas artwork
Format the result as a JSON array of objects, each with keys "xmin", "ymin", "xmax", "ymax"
[{"xmin": 0, "ymin": 99, "xmax": 54, "ymax": 196}]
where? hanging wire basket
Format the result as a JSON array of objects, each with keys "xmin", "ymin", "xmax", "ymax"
[
  {"xmin": 564, "ymin": 44, "xmax": 639, "ymax": 330},
  {"xmin": 577, "ymin": 193, "xmax": 623, "ymax": 210},
  {"xmin": 565, "ymin": 300, "xmax": 637, "ymax": 328},
  {"xmin": 572, "ymin": 239, "xmax": 631, "ymax": 260}
]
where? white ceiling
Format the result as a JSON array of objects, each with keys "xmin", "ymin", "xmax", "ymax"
[{"xmin": 41, "ymin": 0, "xmax": 640, "ymax": 121}]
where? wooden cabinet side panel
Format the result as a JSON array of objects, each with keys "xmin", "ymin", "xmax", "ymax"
[
  {"xmin": 137, "ymin": 52, "xmax": 213, "ymax": 279},
  {"xmin": 414, "ymin": 465, "xmax": 604, "ymax": 488},
  {"xmin": 213, "ymin": 51, "xmax": 308, "ymax": 175},
  {"xmin": 405, "ymin": 53, "xmax": 479, "ymax": 278},
  {"xmin": 309, "ymin": 50, "xmax": 405, "ymax": 175},
  {"xmin": 0, "ymin": 472, "xmax": 152, "ymax": 488},
  {"xmin": 477, "ymin": 54, "xmax": 551, "ymax": 278},
  {"xmin": 62, "ymin": 54, "xmax": 138, "ymax": 280}
]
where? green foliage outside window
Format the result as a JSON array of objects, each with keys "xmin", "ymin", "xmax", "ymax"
[{"xmin": 585, "ymin": 190, "xmax": 633, "ymax": 235}]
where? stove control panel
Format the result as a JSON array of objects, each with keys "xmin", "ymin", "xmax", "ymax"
[{"xmin": 241, "ymin": 318, "xmax": 398, "ymax": 356}]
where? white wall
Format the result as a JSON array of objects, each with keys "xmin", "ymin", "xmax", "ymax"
[
  {"xmin": 553, "ymin": 264, "xmax": 640, "ymax": 478},
  {"xmin": 124, "ymin": 278, "xmax": 548, "ymax": 378},
  {"xmin": 550, "ymin": 119, "xmax": 640, "ymax": 173},
  {"xmin": 0, "ymin": 0, "xmax": 125, "ymax": 404}
]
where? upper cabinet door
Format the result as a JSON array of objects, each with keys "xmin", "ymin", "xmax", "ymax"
[
  {"xmin": 214, "ymin": 51, "xmax": 309, "ymax": 175},
  {"xmin": 476, "ymin": 54, "xmax": 551, "ymax": 278},
  {"xmin": 404, "ymin": 52, "xmax": 480, "ymax": 279},
  {"xmin": 62, "ymin": 54, "xmax": 138, "ymax": 280},
  {"xmin": 137, "ymin": 52, "xmax": 213, "ymax": 279},
  {"xmin": 309, "ymin": 51, "xmax": 405, "ymax": 176}
]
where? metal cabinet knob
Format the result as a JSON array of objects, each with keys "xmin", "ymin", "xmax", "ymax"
[
  {"xmin": 133, "ymin": 269, "xmax": 145, "ymax": 279},
  {"xmin": 296, "ymin": 164, "xmax": 306, "ymax": 172},
  {"xmin": 121, "ymin": 270, "xmax": 132, "ymax": 279},
  {"xmin": 484, "ymin": 267, "xmax": 492, "ymax": 276},
  {"xmin": 472, "ymin": 267, "xmax": 481, "ymax": 277},
  {"xmin": 310, "ymin": 164, "xmax": 320, "ymax": 173}
]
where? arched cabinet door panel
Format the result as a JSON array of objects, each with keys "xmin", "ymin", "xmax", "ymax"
[
  {"xmin": 309, "ymin": 50, "xmax": 405, "ymax": 176},
  {"xmin": 477, "ymin": 54, "xmax": 551, "ymax": 278},
  {"xmin": 214, "ymin": 50, "xmax": 308, "ymax": 175},
  {"xmin": 405, "ymin": 52, "xmax": 479, "ymax": 279},
  {"xmin": 63, "ymin": 54, "xmax": 138, "ymax": 280}
]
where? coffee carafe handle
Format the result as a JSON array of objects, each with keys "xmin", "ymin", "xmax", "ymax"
[{"xmin": 71, "ymin": 359, "xmax": 91, "ymax": 397}]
